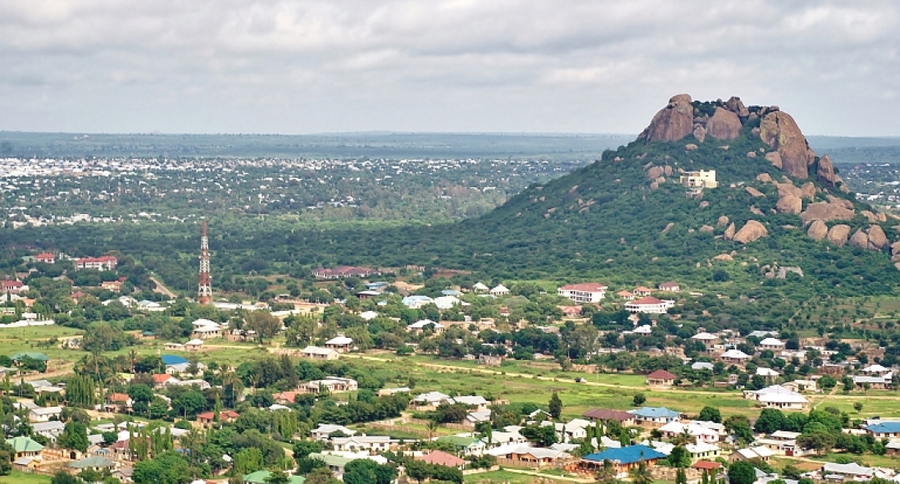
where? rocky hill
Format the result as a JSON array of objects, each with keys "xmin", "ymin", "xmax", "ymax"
[{"xmin": 416, "ymin": 94, "xmax": 900, "ymax": 294}]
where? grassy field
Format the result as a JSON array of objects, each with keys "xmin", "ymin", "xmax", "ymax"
[
  {"xmin": 464, "ymin": 469, "xmax": 578, "ymax": 484},
  {"xmin": 0, "ymin": 471, "xmax": 51, "ymax": 484}
]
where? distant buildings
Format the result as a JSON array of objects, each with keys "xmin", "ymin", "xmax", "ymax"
[
  {"xmin": 680, "ymin": 170, "xmax": 718, "ymax": 190},
  {"xmin": 557, "ymin": 283, "xmax": 607, "ymax": 304},
  {"xmin": 312, "ymin": 266, "xmax": 380, "ymax": 280}
]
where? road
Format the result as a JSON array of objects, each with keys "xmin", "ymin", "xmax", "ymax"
[{"xmin": 150, "ymin": 276, "xmax": 178, "ymax": 298}]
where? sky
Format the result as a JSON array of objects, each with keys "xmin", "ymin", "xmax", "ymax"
[{"xmin": 1, "ymin": 0, "xmax": 898, "ymax": 136}]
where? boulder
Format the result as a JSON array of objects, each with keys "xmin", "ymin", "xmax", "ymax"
[
  {"xmin": 826, "ymin": 195, "xmax": 854, "ymax": 210},
  {"xmin": 646, "ymin": 165, "xmax": 665, "ymax": 180},
  {"xmin": 733, "ymin": 220, "xmax": 768, "ymax": 244},
  {"xmin": 759, "ymin": 110, "xmax": 816, "ymax": 178},
  {"xmin": 664, "ymin": 165, "xmax": 673, "ymax": 176},
  {"xmin": 775, "ymin": 182, "xmax": 802, "ymax": 199},
  {"xmin": 826, "ymin": 224, "xmax": 851, "ymax": 247},
  {"xmin": 891, "ymin": 241, "xmax": 900, "ymax": 261},
  {"xmin": 800, "ymin": 201, "xmax": 855, "ymax": 226},
  {"xmin": 706, "ymin": 107, "xmax": 743, "ymax": 140},
  {"xmin": 745, "ymin": 187, "xmax": 765, "ymax": 198},
  {"xmin": 868, "ymin": 225, "xmax": 888, "ymax": 249},
  {"xmin": 638, "ymin": 94, "xmax": 695, "ymax": 143},
  {"xmin": 717, "ymin": 215, "xmax": 730, "ymax": 227},
  {"xmin": 877, "ymin": 212, "xmax": 887, "ymax": 222},
  {"xmin": 693, "ymin": 125, "xmax": 707, "ymax": 143},
  {"xmin": 816, "ymin": 154, "xmax": 841, "ymax": 189},
  {"xmin": 756, "ymin": 173, "xmax": 772, "ymax": 183},
  {"xmin": 861, "ymin": 210, "xmax": 877, "ymax": 223},
  {"xmin": 700, "ymin": 225, "xmax": 714, "ymax": 233},
  {"xmin": 750, "ymin": 206, "xmax": 765, "ymax": 216},
  {"xmin": 712, "ymin": 253, "xmax": 734, "ymax": 261},
  {"xmin": 724, "ymin": 222, "xmax": 736, "ymax": 240},
  {"xmin": 807, "ymin": 220, "xmax": 828, "ymax": 241},
  {"xmin": 685, "ymin": 143, "xmax": 698, "ymax": 151},
  {"xmin": 699, "ymin": 201, "xmax": 709, "ymax": 209},
  {"xmin": 776, "ymin": 194, "xmax": 802, "ymax": 214},
  {"xmin": 725, "ymin": 96, "xmax": 749, "ymax": 117},
  {"xmin": 850, "ymin": 229, "xmax": 869, "ymax": 250},
  {"xmin": 764, "ymin": 151, "xmax": 783, "ymax": 169},
  {"xmin": 661, "ymin": 222, "xmax": 674, "ymax": 234},
  {"xmin": 747, "ymin": 151, "xmax": 757, "ymax": 158},
  {"xmin": 800, "ymin": 182, "xmax": 816, "ymax": 200}
]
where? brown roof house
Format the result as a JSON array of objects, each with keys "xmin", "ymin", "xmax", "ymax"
[{"xmin": 646, "ymin": 369, "xmax": 677, "ymax": 387}]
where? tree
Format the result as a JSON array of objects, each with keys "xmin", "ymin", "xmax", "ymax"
[
  {"xmin": 853, "ymin": 402, "xmax": 863, "ymax": 413},
  {"xmin": 728, "ymin": 461, "xmax": 757, "ymax": 484},
  {"xmin": 549, "ymin": 392, "xmax": 563, "ymax": 420},
  {"xmin": 0, "ymin": 450, "xmax": 10, "ymax": 477},
  {"xmin": 676, "ymin": 467, "xmax": 687, "ymax": 484},
  {"xmin": 245, "ymin": 311, "xmax": 283, "ymax": 344},
  {"xmin": 629, "ymin": 458, "xmax": 653, "ymax": 484},
  {"xmin": 51, "ymin": 472, "xmax": 81, "ymax": 484},
  {"xmin": 595, "ymin": 459, "xmax": 620, "ymax": 484},
  {"xmin": 305, "ymin": 467, "xmax": 340, "ymax": 484},
  {"xmin": 665, "ymin": 446, "xmax": 691, "ymax": 468},
  {"xmin": 343, "ymin": 459, "xmax": 396, "ymax": 484},
  {"xmin": 633, "ymin": 393, "xmax": 646, "ymax": 406},
  {"xmin": 724, "ymin": 415, "xmax": 753, "ymax": 447},
  {"xmin": 265, "ymin": 469, "xmax": 291, "ymax": 484},
  {"xmin": 58, "ymin": 421, "xmax": 89, "ymax": 452},
  {"xmin": 754, "ymin": 408, "xmax": 787, "ymax": 434},
  {"xmin": 698, "ymin": 406, "xmax": 721, "ymax": 423},
  {"xmin": 292, "ymin": 440, "xmax": 323, "ymax": 460}
]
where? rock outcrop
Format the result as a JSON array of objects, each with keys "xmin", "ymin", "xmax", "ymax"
[
  {"xmin": 723, "ymin": 222, "xmax": 736, "ymax": 240},
  {"xmin": 776, "ymin": 194, "xmax": 802, "ymax": 214},
  {"xmin": 826, "ymin": 224, "xmax": 851, "ymax": 247},
  {"xmin": 800, "ymin": 200, "xmax": 855, "ymax": 226},
  {"xmin": 867, "ymin": 225, "xmax": 888, "ymax": 250},
  {"xmin": 764, "ymin": 152, "xmax": 783, "ymax": 169},
  {"xmin": 800, "ymin": 182, "xmax": 816, "ymax": 200},
  {"xmin": 638, "ymin": 94, "xmax": 694, "ymax": 143},
  {"xmin": 816, "ymin": 154, "xmax": 841, "ymax": 189},
  {"xmin": 700, "ymin": 225, "xmax": 714, "ymax": 233},
  {"xmin": 861, "ymin": 211, "xmax": 877, "ymax": 223},
  {"xmin": 756, "ymin": 173, "xmax": 772, "ymax": 183},
  {"xmin": 693, "ymin": 125, "xmax": 707, "ymax": 143},
  {"xmin": 713, "ymin": 253, "xmax": 734, "ymax": 261},
  {"xmin": 759, "ymin": 110, "xmax": 816, "ymax": 179},
  {"xmin": 725, "ymin": 96, "xmax": 749, "ymax": 118},
  {"xmin": 745, "ymin": 187, "xmax": 765, "ymax": 198},
  {"xmin": 807, "ymin": 220, "xmax": 828, "ymax": 241},
  {"xmin": 706, "ymin": 107, "xmax": 742, "ymax": 140},
  {"xmin": 733, "ymin": 220, "xmax": 768, "ymax": 244},
  {"xmin": 850, "ymin": 229, "xmax": 869, "ymax": 250},
  {"xmin": 717, "ymin": 215, "xmax": 730, "ymax": 227}
]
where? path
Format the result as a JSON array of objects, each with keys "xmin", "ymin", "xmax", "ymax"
[
  {"xmin": 500, "ymin": 468, "xmax": 594, "ymax": 483},
  {"xmin": 150, "ymin": 276, "xmax": 177, "ymax": 298}
]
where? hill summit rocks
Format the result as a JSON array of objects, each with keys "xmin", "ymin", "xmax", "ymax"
[{"xmin": 638, "ymin": 94, "xmax": 848, "ymax": 189}]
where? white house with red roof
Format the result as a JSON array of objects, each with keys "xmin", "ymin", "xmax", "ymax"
[
  {"xmin": 1, "ymin": 280, "xmax": 28, "ymax": 295},
  {"xmin": 34, "ymin": 252, "xmax": 56, "ymax": 264},
  {"xmin": 658, "ymin": 281, "xmax": 681, "ymax": 292},
  {"xmin": 557, "ymin": 283, "xmax": 607, "ymax": 303},
  {"xmin": 625, "ymin": 297, "xmax": 674, "ymax": 314},
  {"xmin": 75, "ymin": 256, "xmax": 118, "ymax": 271}
]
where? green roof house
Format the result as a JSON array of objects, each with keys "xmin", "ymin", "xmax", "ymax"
[
  {"xmin": 243, "ymin": 470, "xmax": 306, "ymax": 484},
  {"xmin": 436, "ymin": 435, "xmax": 486, "ymax": 455},
  {"xmin": 6, "ymin": 436, "xmax": 43, "ymax": 458},
  {"xmin": 11, "ymin": 352, "xmax": 49, "ymax": 362},
  {"xmin": 69, "ymin": 455, "xmax": 115, "ymax": 470}
]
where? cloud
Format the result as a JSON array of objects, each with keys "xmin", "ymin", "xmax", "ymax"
[{"xmin": 0, "ymin": 0, "xmax": 898, "ymax": 135}]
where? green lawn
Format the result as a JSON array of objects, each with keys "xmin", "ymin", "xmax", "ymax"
[
  {"xmin": 464, "ymin": 469, "xmax": 575, "ymax": 484},
  {"xmin": 0, "ymin": 471, "xmax": 51, "ymax": 484}
]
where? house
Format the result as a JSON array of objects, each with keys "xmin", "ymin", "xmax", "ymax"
[
  {"xmin": 401, "ymin": 295, "xmax": 433, "ymax": 309},
  {"xmin": 311, "ymin": 424, "xmax": 357, "ymax": 441},
  {"xmin": 819, "ymin": 462, "xmax": 874, "ymax": 480},
  {"xmin": 331, "ymin": 435, "xmax": 398, "ymax": 452},
  {"xmin": 692, "ymin": 460, "xmax": 723, "ymax": 476},
  {"xmin": 184, "ymin": 339, "xmax": 204, "ymax": 352},
  {"xmin": 692, "ymin": 362, "xmax": 715, "ymax": 371},
  {"xmin": 6, "ymin": 436, "xmax": 43, "ymax": 460},
  {"xmin": 853, "ymin": 373, "xmax": 893, "ymax": 390},
  {"xmin": 407, "ymin": 319, "xmax": 444, "ymax": 334},
  {"xmin": 582, "ymin": 409, "xmax": 636, "ymax": 427},
  {"xmin": 719, "ymin": 349, "xmax": 752, "ymax": 365},
  {"xmin": 359, "ymin": 310, "xmax": 379, "ymax": 321},
  {"xmin": 659, "ymin": 420, "xmax": 724, "ymax": 444},
  {"xmin": 69, "ymin": 456, "xmax": 116, "ymax": 472},
  {"xmin": 415, "ymin": 450, "xmax": 466, "ymax": 469},
  {"xmin": 164, "ymin": 342, "xmax": 185, "ymax": 351},
  {"xmin": 304, "ymin": 377, "xmax": 358, "ymax": 394},
  {"xmin": 308, "ymin": 453, "xmax": 353, "ymax": 479},
  {"xmin": 152, "ymin": 374, "xmax": 174, "ymax": 387},
  {"xmin": 479, "ymin": 354, "xmax": 502, "ymax": 366},
  {"xmin": 311, "ymin": 265, "xmax": 379, "ymax": 280},
  {"xmin": 628, "ymin": 407, "xmax": 680, "ymax": 427},
  {"xmin": 582, "ymin": 444, "xmax": 667, "ymax": 475},
  {"xmin": 433, "ymin": 296, "xmax": 462, "ymax": 309},
  {"xmin": 411, "ymin": 391, "xmax": 453, "ymax": 410},
  {"xmin": 616, "ymin": 290, "xmax": 635, "ymax": 300},
  {"xmin": 885, "ymin": 441, "xmax": 900, "ymax": 456},
  {"xmin": 625, "ymin": 297, "xmax": 673, "ymax": 314},
  {"xmin": 756, "ymin": 367, "xmax": 780, "ymax": 378},
  {"xmin": 489, "ymin": 284, "xmax": 510, "ymax": 297},
  {"xmin": 32, "ymin": 421, "xmax": 66, "ymax": 442},
  {"xmin": 679, "ymin": 170, "xmax": 718, "ymax": 190},
  {"xmin": 685, "ymin": 442, "xmax": 721, "ymax": 461},
  {"xmin": 557, "ymin": 283, "xmax": 608, "ymax": 303},
  {"xmin": 100, "ymin": 281, "xmax": 122, "ymax": 292},
  {"xmin": 324, "ymin": 336, "xmax": 354, "ymax": 353},
  {"xmin": 1, "ymin": 280, "xmax": 27, "ymax": 294},
  {"xmin": 861, "ymin": 364, "xmax": 891, "ymax": 375},
  {"xmin": 34, "ymin": 252, "xmax": 56, "ymax": 264},
  {"xmin": 243, "ymin": 470, "xmax": 306, "ymax": 484},
  {"xmin": 646, "ymin": 370, "xmax": 677, "ymax": 387},
  {"xmin": 755, "ymin": 430, "xmax": 803, "ymax": 457},
  {"xmin": 472, "ymin": 282, "xmax": 490, "ymax": 293},
  {"xmin": 744, "ymin": 385, "xmax": 809, "ymax": 410},
  {"xmin": 452, "ymin": 395, "xmax": 490, "ymax": 412},
  {"xmin": 632, "ymin": 286, "xmax": 653, "ymax": 297},
  {"xmin": 691, "ymin": 332, "xmax": 718, "ymax": 344},
  {"xmin": 865, "ymin": 421, "xmax": 900, "ymax": 439},
  {"xmin": 758, "ymin": 338, "xmax": 786, "ymax": 351},
  {"xmin": 28, "ymin": 406, "xmax": 62, "ymax": 422},
  {"xmin": 376, "ymin": 387, "xmax": 411, "ymax": 397},
  {"xmin": 300, "ymin": 346, "xmax": 340, "ymax": 360},
  {"xmin": 731, "ymin": 446, "xmax": 775, "ymax": 463},
  {"xmin": 197, "ymin": 410, "xmax": 240, "ymax": 428},
  {"xmin": 658, "ymin": 281, "xmax": 681, "ymax": 293},
  {"xmin": 436, "ymin": 435, "xmax": 486, "ymax": 456},
  {"xmin": 106, "ymin": 393, "xmax": 133, "ymax": 412},
  {"xmin": 75, "ymin": 256, "xmax": 118, "ymax": 271},
  {"xmin": 507, "ymin": 446, "xmax": 571, "ymax": 467},
  {"xmin": 190, "ymin": 320, "xmax": 222, "ymax": 339}
]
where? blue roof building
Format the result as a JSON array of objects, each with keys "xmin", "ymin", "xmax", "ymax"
[
  {"xmin": 866, "ymin": 422, "xmax": 900, "ymax": 437},
  {"xmin": 628, "ymin": 406, "xmax": 681, "ymax": 425},
  {"xmin": 583, "ymin": 444, "xmax": 667, "ymax": 470},
  {"xmin": 161, "ymin": 355, "xmax": 188, "ymax": 366}
]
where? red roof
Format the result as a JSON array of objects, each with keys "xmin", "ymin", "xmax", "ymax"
[
  {"xmin": 658, "ymin": 281, "xmax": 680, "ymax": 288},
  {"xmin": 197, "ymin": 410, "xmax": 239, "ymax": 421},
  {"xmin": 630, "ymin": 296, "xmax": 664, "ymax": 305},
  {"xmin": 1, "ymin": 280, "xmax": 23, "ymax": 288},
  {"xmin": 647, "ymin": 370, "xmax": 677, "ymax": 380},
  {"xmin": 108, "ymin": 393, "xmax": 130, "ymax": 403},
  {"xmin": 152, "ymin": 374, "xmax": 172, "ymax": 384},
  {"xmin": 582, "ymin": 409, "xmax": 634, "ymax": 421},
  {"xmin": 559, "ymin": 283, "xmax": 607, "ymax": 292},
  {"xmin": 35, "ymin": 252, "xmax": 55, "ymax": 260},
  {"xmin": 78, "ymin": 256, "xmax": 117, "ymax": 263},
  {"xmin": 693, "ymin": 461, "xmax": 722, "ymax": 470},
  {"xmin": 416, "ymin": 450, "xmax": 466, "ymax": 467}
]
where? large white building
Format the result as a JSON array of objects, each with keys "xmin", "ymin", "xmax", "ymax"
[
  {"xmin": 625, "ymin": 297, "xmax": 674, "ymax": 314},
  {"xmin": 679, "ymin": 170, "xmax": 718, "ymax": 189},
  {"xmin": 557, "ymin": 283, "xmax": 608, "ymax": 304}
]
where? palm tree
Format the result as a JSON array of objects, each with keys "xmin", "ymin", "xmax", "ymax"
[
  {"xmin": 128, "ymin": 349, "xmax": 138, "ymax": 374},
  {"xmin": 426, "ymin": 420, "xmax": 439, "ymax": 440},
  {"xmin": 179, "ymin": 428, "xmax": 205, "ymax": 466},
  {"xmin": 672, "ymin": 428, "xmax": 693, "ymax": 446},
  {"xmin": 629, "ymin": 457, "xmax": 653, "ymax": 484}
]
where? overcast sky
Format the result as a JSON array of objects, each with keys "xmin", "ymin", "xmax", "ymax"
[{"xmin": 1, "ymin": 1, "xmax": 898, "ymax": 136}]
